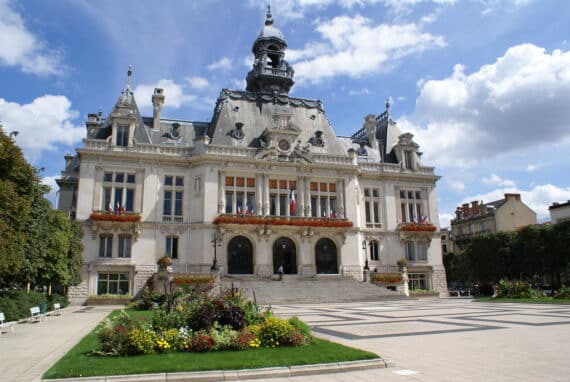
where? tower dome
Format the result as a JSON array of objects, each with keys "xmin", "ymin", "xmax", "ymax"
[{"xmin": 246, "ymin": 6, "xmax": 294, "ymax": 94}]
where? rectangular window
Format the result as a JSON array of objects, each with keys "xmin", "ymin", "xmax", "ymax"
[
  {"xmin": 102, "ymin": 171, "xmax": 136, "ymax": 212},
  {"xmin": 308, "ymin": 180, "xmax": 338, "ymax": 218},
  {"xmin": 97, "ymin": 273, "xmax": 129, "ymax": 295},
  {"xmin": 405, "ymin": 241, "xmax": 415, "ymax": 261},
  {"xmin": 417, "ymin": 241, "xmax": 427, "ymax": 261},
  {"xmin": 166, "ymin": 236, "xmax": 178, "ymax": 259},
  {"xmin": 99, "ymin": 235, "xmax": 113, "ymax": 258},
  {"xmin": 118, "ymin": 235, "xmax": 132, "ymax": 258},
  {"xmin": 404, "ymin": 151, "xmax": 414, "ymax": 170},
  {"xmin": 311, "ymin": 197, "xmax": 317, "ymax": 217},
  {"xmin": 163, "ymin": 175, "xmax": 184, "ymax": 222},
  {"xmin": 225, "ymin": 176, "xmax": 257, "ymax": 215},
  {"xmin": 408, "ymin": 273, "xmax": 428, "ymax": 290},
  {"xmin": 116, "ymin": 125, "xmax": 129, "ymax": 147},
  {"xmin": 399, "ymin": 188, "xmax": 424, "ymax": 223}
]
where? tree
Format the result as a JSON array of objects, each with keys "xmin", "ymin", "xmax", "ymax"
[{"xmin": 466, "ymin": 232, "xmax": 515, "ymax": 284}]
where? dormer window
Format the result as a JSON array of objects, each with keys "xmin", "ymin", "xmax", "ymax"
[
  {"xmin": 171, "ymin": 123, "xmax": 180, "ymax": 139},
  {"xmin": 116, "ymin": 125, "xmax": 129, "ymax": 147},
  {"xmin": 404, "ymin": 150, "xmax": 414, "ymax": 170},
  {"xmin": 231, "ymin": 123, "xmax": 245, "ymax": 140}
]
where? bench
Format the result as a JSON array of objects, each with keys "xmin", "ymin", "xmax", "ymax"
[
  {"xmin": 29, "ymin": 306, "xmax": 43, "ymax": 322},
  {"xmin": 0, "ymin": 312, "xmax": 14, "ymax": 335},
  {"xmin": 53, "ymin": 303, "xmax": 63, "ymax": 316}
]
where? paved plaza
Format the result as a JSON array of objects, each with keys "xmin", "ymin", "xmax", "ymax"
[
  {"xmin": 1, "ymin": 299, "xmax": 569, "ymax": 381},
  {"xmin": 267, "ymin": 298, "xmax": 570, "ymax": 382}
]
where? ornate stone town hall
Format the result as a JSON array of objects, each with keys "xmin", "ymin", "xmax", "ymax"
[{"xmin": 58, "ymin": 9, "xmax": 447, "ymax": 302}]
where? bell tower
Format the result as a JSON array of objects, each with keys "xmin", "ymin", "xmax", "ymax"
[{"xmin": 246, "ymin": 6, "xmax": 295, "ymax": 94}]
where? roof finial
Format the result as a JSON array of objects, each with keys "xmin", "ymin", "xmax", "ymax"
[
  {"xmin": 265, "ymin": 4, "xmax": 273, "ymax": 26},
  {"xmin": 385, "ymin": 97, "xmax": 390, "ymax": 110},
  {"xmin": 126, "ymin": 65, "xmax": 133, "ymax": 91}
]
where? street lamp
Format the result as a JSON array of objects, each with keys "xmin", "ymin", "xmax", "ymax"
[
  {"xmin": 362, "ymin": 240, "xmax": 370, "ymax": 271},
  {"xmin": 211, "ymin": 231, "xmax": 222, "ymax": 272}
]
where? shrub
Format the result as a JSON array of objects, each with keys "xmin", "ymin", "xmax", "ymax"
[
  {"xmin": 47, "ymin": 293, "xmax": 69, "ymax": 309},
  {"xmin": 288, "ymin": 316, "xmax": 312, "ymax": 340},
  {"xmin": 258, "ymin": 317, "xmax": 295, "ymax": 347},
  {"xmin": 497, "ymin": 279, "xmax": 541, "ymax": 298},
  {"xmin": 231, "ymin": 331, "xmax": 257, "ymax": 350},
  {"xmin": 127, "ymin": 328, "xmax": 156, "ymax": 355},
  {"xmin": 554, "ymin": 285, "xmax": 570, "ymax": 299},
  {"xmin": 95, "ymin": 310, "xmax": 148, "ymax": 356},
  {"xmin": 0, "ymin": 290, "xmax": 48, "ymax": 321},
  {"xmin": 160, "ymin": 328, "xmax": 182, "ymax": 351},
  {"xmin": 209, "ymin": 323, "xmax": 238, "ymax": 350},
  {"xmin": 189, "ymin": 332, "xmax": 214, "ymax": 352},
  {"xmin": 218, "ymin": 305, "xmax": 246, "ymax": 330},
  {"xmin": 151, "ymin": 308, "xmax": 186, "ymax": 331},
  {"xmin": 371, "ymin": 274, "xmax": 403, "ymax": 283}
]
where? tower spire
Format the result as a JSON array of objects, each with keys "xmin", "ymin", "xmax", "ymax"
[
  {"xmin": 126, "ymin": 65, "xmax": 133, "ymax": 92},
  {"xmin": 266, "ymin": 4, "xmax": 273, "ymax": 26}
]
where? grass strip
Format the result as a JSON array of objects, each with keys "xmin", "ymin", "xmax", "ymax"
[
  {"xmin": 475, "ymin": 297, "xmax": 570, "ymax": 304},
  {"xmin": 44, "ymin": 310, "xmax": 379, "ymax": 379}
]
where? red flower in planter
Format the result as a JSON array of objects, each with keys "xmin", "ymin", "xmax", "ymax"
[{"xmin": 90, "ymin": 212, "xmax": 141, "ymax": 222}]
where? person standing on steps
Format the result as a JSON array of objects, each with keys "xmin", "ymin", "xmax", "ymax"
[{"xmin": 277, "ymin": 264, "xmax": 284, "ymax": 281}]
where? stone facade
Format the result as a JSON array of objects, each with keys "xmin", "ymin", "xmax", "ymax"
[{"xmin": 57, "ymin": 9, "xmax": 447, "ymax": 301}]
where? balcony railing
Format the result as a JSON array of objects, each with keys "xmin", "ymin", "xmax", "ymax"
[
  {"xmin": 162, "ymin": 215, "xmax": 184, "ymax": 223},
  {"xmin": 213, "ymin": 214, "xmax": 353, "ymax": 228}
]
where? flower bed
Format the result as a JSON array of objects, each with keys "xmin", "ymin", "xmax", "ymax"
[
  {"xmin": 94, "ymin": 287, "xmax": 313, "ymax": 356},
  {"xmin": 399, "ymin": 223, "xmax": 436, "ymax": 232},
  {"xmin": 90, "ymin": 211, "xmax": 141, "ymax": 222},
  {"xmin": 371, "ymin": 273, "xmax": 403, "ymax": 284},
  {"xmin": 214, "ymin": 215, "xmax": 353, "ymax": 228}
]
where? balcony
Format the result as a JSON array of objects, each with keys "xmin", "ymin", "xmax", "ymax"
[
  {"xmin": 162, "ymin": 215, "xmax": 184, "ymax": 223},
  {"xmin": 90, "ymin": 211, "xmax": 141, "ymax": 223},
  {"xmin": 213, "ymin": 214, "xmax": 353, "ymax": 228},
  {"xmin": 398, "ymin": 223, "xmax": 437, "ymax": 232}
]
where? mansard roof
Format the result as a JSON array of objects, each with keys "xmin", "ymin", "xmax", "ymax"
[{"xmin": 207, "ymin": 89, "xmax": 348, "ymax": 156}]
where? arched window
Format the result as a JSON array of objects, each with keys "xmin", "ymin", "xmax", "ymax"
[{"xmin": 227, "ymin": 236, "xmax": 253, "ymax": 274}]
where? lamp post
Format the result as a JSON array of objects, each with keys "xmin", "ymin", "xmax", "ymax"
[
  {"xmin": 362, "ymin": 239, "xmax": 370, "ymax": 282},
  {"xmin": 211, "ymin": 231, "xmax": 222, "ymax": 272}
]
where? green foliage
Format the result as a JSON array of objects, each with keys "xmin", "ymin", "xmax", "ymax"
[
  {"xmin": 0, "ymin": 128, "xmax": 83, "ymax": 289},
  {"xmin": 128, "ymin": 328, "xmax": 157, "ymax": 355},
  {"xmin": 0, "ymin": 290, "xmax": 68, "ymax": 321},
  {"xmin": 497, "ymin": 279, "xmax": 541, "ymax": 299},
  {"xmin": 554, "ymin": 285, "xmax": 570, "ymax": 299},
  {"xmin": 208, "ymin": 323, "xmax": 238, "ymax": 350},
  {"xmin": 463, "ymin": 222, "xmax": 570, "ymax": 288},
  {"xmin": 96, "ymin": 310, "xmax": 149, "ymax": 355},
  {"xmin": 288, "ymin": 316, "xmax": 312, "ymax": 339},
  {"xmin": 151, "ymin": 308, "xmax": 186, "ymax": 332},
  {"xmin": 257, "ymin": 316, "xmax": 295, "ymax": 347}
]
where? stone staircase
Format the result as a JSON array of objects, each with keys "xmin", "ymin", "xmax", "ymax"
[{"xmin": 219, "ymin": 275, "xmax": 405, "ymax": 304}]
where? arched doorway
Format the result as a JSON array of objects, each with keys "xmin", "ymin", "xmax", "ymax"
[
  {"xmin": 227, "ymin": 236, "xmax": 253, "ymax": 274},
  {"xmin": 272, "ymin": 237, "xmax": 297, "ymax": 274},
  {"xmin": 315, "ymin": 238, "xmax": 338, "ymax": 274}
]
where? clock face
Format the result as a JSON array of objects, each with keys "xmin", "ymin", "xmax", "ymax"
[{"xmin": 277, "ymin": 139, "xmax": 290, "ymax": 151}]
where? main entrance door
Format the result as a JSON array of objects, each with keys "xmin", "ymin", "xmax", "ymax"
[
  {"xmin": 315, "ymin": 238, "xmax": 338, "ymax": 274},
  {"xmin": 227, "ymin": 236, "xmax": 253, "ymax": 274},
  {"xmin": 272, "ymin": 237, "xmax": 297, "ymax": 274}
]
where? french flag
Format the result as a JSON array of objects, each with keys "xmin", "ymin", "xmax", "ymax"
[{"xmin": 290, "ymin": 188, "xmax": 296, "ymax": 216}]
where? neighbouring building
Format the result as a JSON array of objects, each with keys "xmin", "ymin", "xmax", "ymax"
[
  {"xmin": 57, "ymin": 8, "xmax": 447, "ymax": 302},
  {"xmin": 450, "ymin": 193, "xmax": 537, "ymax": 251},
  {"xmin": 440, "ymin": 227, "xmax": 456, "ymax": 254},
  {"xmin": 549, "ymin": 201, "xmax": 570, "ymax": 223}
]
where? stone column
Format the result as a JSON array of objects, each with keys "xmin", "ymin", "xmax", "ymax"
[
  {"xmin": 337, "ymin": 178, "xmax": 345, "ymax": 218},
  {"xmin": 263, "ymin": 174, "xmax": 270, "ymax": 215},
  {"xmin": 305, "ymin": 177, "xmax": 311, "ymax": 216},
  {"xmin": 256, "ymin": 173, "xmax": 263, "ymax": 215},
  {"xmin": 218, "ymin": 170, "xmax": 225, "ymax": 213},
  {"xmin": 298, "ymin": 177, "xmax": 305, "ymax": 217}
]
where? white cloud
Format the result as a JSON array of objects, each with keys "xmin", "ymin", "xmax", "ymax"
[
  {"xmin": 289, "ymin": 15, "xmax": 445, "ymax": 84},
  {"xmin": 186, "ymin": 76, "xmax": 210, "ymax": 89},
  {"xmin": 447, "ymin": 178, "xmax": 466, "ymax": 192},
  {"xmin": 133, "ymin": 79, "xmax": 196, "ymax": 109},
  {"xmin": 348, "ymin": 87, "xmax": 370, "ymax": 96},
  {"xmin": 0, "ymin": 0, "xmax": 62, "ymax": 75},
  {"xmin": 482, "ymin": 173, "xmax": 516, "ymax": 188},
  {"xmin": 401, "ymin": 44, "xmax": 570, "ymax": 168},
  {"xmin": 207, "ymin": 57, "xmax": 232, "ymax": 71},
  {"xmin": 439, "ymin": 212, "xmax": 454, "ymax": 228},
  {"xmin": 462, "ymin": 184, "xmax": 570, "ymax": 221},
  {"xmin": 0, "ymin": 95, "xmax": 84, "ymax": 162},
  {"xmin": 526, "ymin": 164, "xmax": 537, "ymax": 172}
]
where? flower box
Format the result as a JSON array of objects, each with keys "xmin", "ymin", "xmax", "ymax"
[
  {"xmin": 213, "ymin": 215, "xmax": 353, "ymax": 228},
  {"xmin": 371, "ymin": 274, "xmax": 403, "ymax": 284},
  {"xmin": 90, "ymin": 211, "xmax": 141, "ymax": 223},
  {"xmin": 399, "ymin": 223, "xmax": 436, "ymax": 232}
]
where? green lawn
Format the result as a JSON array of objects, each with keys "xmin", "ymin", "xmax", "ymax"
[
  {"xmin": 476, "ymin": 297, "xmax": 570, "ymax": 304},
  {"xmin": 43, "ymin": 310, "xmax": 379, "ymax": 379}
]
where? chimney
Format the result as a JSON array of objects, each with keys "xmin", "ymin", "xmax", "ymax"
[
  {"xmin": 471, "ymin": 201, "xmax": 480, "ymax": 215},
  {"xmin": 504, "ymin": 193, "xmax": 521, "ymax": 202},
  {"xmin": 152, "ymin": 88, "xmax": 165, "ymax": 130},
  {"xmin": 462, "ymin": 203, "xmax": 470, "ymax": 218}
]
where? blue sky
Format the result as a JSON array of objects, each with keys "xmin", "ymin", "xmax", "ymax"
[{"xmin": 1, "ymin": 0, "xmax": 570, "ymax": 226}]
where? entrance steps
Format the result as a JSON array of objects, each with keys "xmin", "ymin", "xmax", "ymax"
[{"xmin": 219, "ymin": 275, "xmax": 405, "ymax": 304}]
